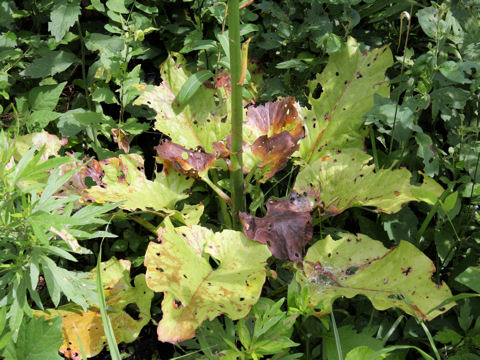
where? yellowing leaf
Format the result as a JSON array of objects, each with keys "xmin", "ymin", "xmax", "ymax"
[
  {"xmin": 144, "ymin": 218, "xmax": 271, "ymax": 343},
  {"xmin": 85, "ymin": 154, "xmax": 193, "ymax": 211},
  {"xmin": 294, "ymin": 152, "xmax": 442, "ymax": 215},
  {"xmin": 298, "ymin": 37, "xmax": 393, "ymax": 163},
  {"xmin": 34, "ymin": 258, "xmax": 153, "ymax": 359},
  {"xmin": 297, "ymin": 234, "xmax": 454, "ymax": 320},
  {"xmin": 133, "ymin": 53, "xmax": 230, "ymax": 153}
]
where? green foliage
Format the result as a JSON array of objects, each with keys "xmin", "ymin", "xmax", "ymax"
[{"xmin": 1, "ymin": 0, "xmax": 479, "ymax": 359}]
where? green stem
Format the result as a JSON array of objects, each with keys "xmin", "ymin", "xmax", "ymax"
[
  {"xmin": 228, "ymin": 0, "xmax": 245, "ymax": 229},
  {"xmin": 77, "ymin": 20, "xmax": 93, "ymax": 112},
  {"xmin": 211, "ymin": 170, "xmax": 233, "ymax": 228},
  {"xmin": 415, "ymin": 187, "xmax": 451, "ymax": 245},
  {"xmin": 331, "ymin": 311, "xmax": 343, "ymax": 360},
  {"xmin": 419, "ymin": 321, "xmax": 442, "ymax": 360}
]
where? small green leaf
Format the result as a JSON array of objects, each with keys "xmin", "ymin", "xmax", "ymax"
[
  {"xmin": 48, "ymin": 0, "xmax": 81, "ymax": 41},
  {"xmin": 434, "ymin": 329, "xmax": 463, "ymax": 345},
  {"xmin": 456, "ymin": 267, "xmax": 480, "ymax": 293},
  {"xmin": 177, "ymin": 70, "xmax": 214, "ymax": 107},
  {"xmin": 441, "ymin": 191, "xmax": 458, "ymax": 212},
  {"xmin": 106, "ymin": 0, "xmax": 129, "ymax": 14}
]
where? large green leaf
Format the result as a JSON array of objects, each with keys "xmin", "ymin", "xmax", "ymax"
[
  {"xmin": 297, "ymin": 234, "xmax": 454, "ymax": 320},
  {"xmin": 85, "ymin": 154, "xmax": 193, "ymax": 211},
  {"xmin": 298, "ymin": 37, "xmax": 393, "ymax": 164},
  {"xmin": 133, "ymin": 53, "xmax": 230, "ymax": 153},
  {"xmin": 293, "ymin": 152, "xmax": 443, "ymax": 215},
  {"xmin": 34, "ymin": 258, "xmax": 153, "ymax": 359},
  {"xmin": 144, "ymin": 218, "xmax": 271, "ymax": 343}
]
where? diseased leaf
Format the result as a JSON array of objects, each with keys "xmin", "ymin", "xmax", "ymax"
[
  {"xmin": 214, "ymin": 97, "xmax": 304, "ymax": 182},
  {"xmin": 154, "ymin": 140, "xmax": 216, "ymax": 178},
  {"xmin": 294, "ymin": 152, "xmax": 443, "ymax": 215},
  {"xmin": 133, "ymin": 53, "xmax": 230, "ymax": 153},
  {"xmin": 111, "ymin": 128, "xmax": 130, "ymax": 153},
  {"xmin": 144, "ymin": 218, "xmax": 270, "ymax": 343},
  {"xmin": 239, "ymin": 192, "xmax": 312, "ymax": 262},
  {"xmin": 297, "ymin": 233, "xmax": 454, "ymax": 320},
  {"xmin": 85, "ymin": 154, "xmax": 194, "ymax": 211},
  {"xmin": 13, "ymin": 131, "xmax": 66, "ymax": 161},
  {"xmin": 298, "ymin": 37, "xmax": 393, "ymax": 163},
  {"xmin": 48, "ymin": 0, "xmax": 81, "ymax": 42},
  {"xmin": 34, "ymin": 258, "xmax": 153, "ymax": 360}
]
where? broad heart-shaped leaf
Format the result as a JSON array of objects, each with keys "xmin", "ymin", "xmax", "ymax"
[
  {"xmin": 85, "ymin": 154, "xmax": 194, "ymax": 211},
  {"xmin": 297, "ymin": 234, "xmax": 454, "ymax": 320},
  {"xmin": 298, "ymin": 37, "xmax": 393, "ymax": 164},
  {"xmin": 293, "ymin": 152, "xmax": 443, "ymax": 215},
  {"xmin": 144, "ymin": 218, "xmax": 271, "ymax": 343},
  {"xmin": 33, "ymin": 258, "xmax": 153, "ymax": 360},
  {"xmin": 239, "ymin": 192, "xmax": 312, "ymax": 262},
  {"xmin": 133, "ymin": 52, "xmax": 230, "ymax": 153}
]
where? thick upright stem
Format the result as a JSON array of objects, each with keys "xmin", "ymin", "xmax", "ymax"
[{"xmin": 228, "ymin": 0, "xmax": 245, "ymax": 229}]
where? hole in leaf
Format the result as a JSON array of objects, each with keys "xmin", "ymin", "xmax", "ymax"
[
  {"xmin": 209, "ymin": 256, "xmax": 219, "ymax": 270},
  {"xmin": 125, "ymin": 303, "xmax": 141, "ymax": 320},
  {"xmin": 312, "ymin": 83, "xmax": 323, "ymax": 99},
  {"xmin": 345, "ymin": 266, "xmax": 359, "ymax": 275}
]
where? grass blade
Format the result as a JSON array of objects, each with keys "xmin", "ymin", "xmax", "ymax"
[
  {"xmin": 177, "ymin": 70, "xmax": 214, "ymax": 107},
  {"xmin": 96, "ymin": 240, "xmax": 122, "ymax": 360}
]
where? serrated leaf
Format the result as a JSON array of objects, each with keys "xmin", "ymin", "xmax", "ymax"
[
  {"xmin": 23, "ymin": 51, "xmax": 77, "ymax": 78},
  {"xmin": 144, "ymin": 218, "xmax": 270, "ymax": 343},
  {"xmin": 85, "ymin": 154, "xmax": 194, "ymax": 211},
  {"xmin": 294, "ymin": 152, "xmax": 443, "ymax": 215},
  {"xmin": 28, "ymin": 82, "xmax": 66, "ymax": 112},
  {"xmin": 297, "ymin": 233, "xmax": 454, "ymax": 320},
  {"xmin": 177, "ymin": 70, "xmax": 214, "ymax": 107},
  {"xmin": 3, "ymin": 316, "xmax": 63, "ymax": 360},
  {"xmin": 106, "ymin": 0, "xmax": 129, "ymax": 13},
  {"xmin": 298, "ymin": 37, "xmax": 393, "ymax": 163},
  {"xmin": 48, "ymin": 0, "xmax": 81, "ymax": 42},
  {"xmin": 434, "ymin": 329, "xmax": 463, "ymax": 345},
  {"xmin": 240, "ymin": 192, "xmax": 312, "ymax": 262},
  {"xmin": 34, "ymin": 258, "xmax": 153, "ymax": 359},
  {"xmin": 133, "ymin": 53, "xmax": 230, "ymax": 153}
]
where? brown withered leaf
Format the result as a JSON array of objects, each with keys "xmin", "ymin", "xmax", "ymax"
[
  {"xmin": 155, "ymin": 140, "xmax": 216, "ymax": 178},
  {"xmin": 245, "ymin": 97, "xmax": 304, "ymax": 142},
  {"xmin": 239, "ymin": 191, "xmax": 312, "ymax": 262},
  {"xmin": 251, "ymin": 131, "xmax": 299, "ymax": 181},
  {"xmin": 111, "ymin": 128, "xmax": 130, "ymax": 153}
]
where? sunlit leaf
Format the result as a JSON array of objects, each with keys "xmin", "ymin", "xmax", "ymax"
[
  {"xmin": 297, "ymin": 233, "xmax": 454, "ymax": 320},
  {"xmin": 34, "ymin": 258, "xmax": 153, "ymax": 360},
  {"xmin": 133, "ymin": 53, "xmax": 230, "ymax": 153},
  {"xmin": 298, "ymin": 37, "xmax": 393, "ymax": 163},
  {"xmin": 154, "ymin": 139, "xmax": 216, "ymax": 178},
  {"xmin": 240, "ymin": 192, "xmax": 312, "ymax": 262},
  {"xmin": 294, "ymin": 152, "xmax": 443, "ymax": 215},
  {"xmin": 144, "ymin": 218, "xmax": 270, "ymax": 343},
  {"xmin": 85, "ymin": 154, "xmax": 193, "ymax": 211}
]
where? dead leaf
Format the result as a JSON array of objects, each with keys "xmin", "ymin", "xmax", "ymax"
[
  {"xmin": 239, "ymin": 191, "xmax": 312, "ymax": 262},
  {"xmin": 111, "ymin": 128, "xmax": 130, "ymax": 153},
  {"xmin": 154, "ymin": 139, "xmax": 216, "ymax": 178}
]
